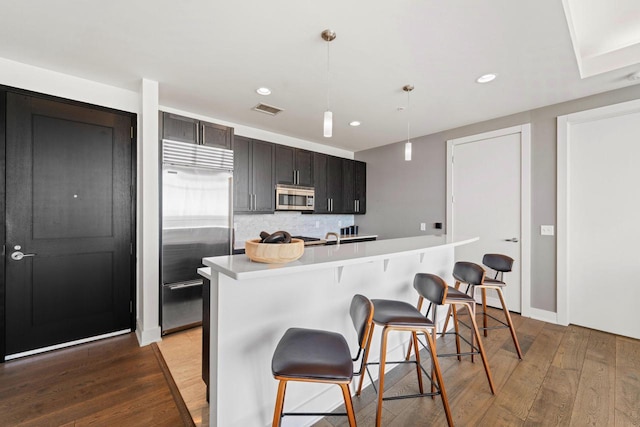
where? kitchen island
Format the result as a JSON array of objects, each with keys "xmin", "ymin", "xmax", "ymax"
[{"xmin": 199, "ymin": 235, "xmax": 478, "ymax": 427}]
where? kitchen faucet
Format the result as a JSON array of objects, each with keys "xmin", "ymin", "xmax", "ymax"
[{"xmin": 325, "ymin": 232, "xmax": 340, "ymax": 245}]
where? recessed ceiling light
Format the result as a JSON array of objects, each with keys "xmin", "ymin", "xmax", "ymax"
[
  {"xmin": 256, "ymin": 87, "xmax": 271, "ymax": 95},
  {"xmin": 349, "ymin": 121, "xmax": 361, "ymax": 127},
  {"xmin": 476, "ymin": 73, "xmax": 497, "ymax": 84}
]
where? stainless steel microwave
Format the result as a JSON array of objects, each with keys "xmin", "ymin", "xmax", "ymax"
[{"xmin": 275, "ymin": 184, "xmax": 315, "ymax": 211}]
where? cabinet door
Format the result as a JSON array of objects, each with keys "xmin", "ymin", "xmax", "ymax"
[
  {"xmin": 313, "ymin": 153, "xmax": 329, "ymax": 213},
  {"xmin": 233, "ymin": 136, "xmax": 252, "ymax": 213},
  {"xmin": 326, "ymin": 155, "xmax": 344, "ymax": 213},
  {"xmin": 162, "ymin": 113, "xmax": 198, "ymax": 144},
  {"xmin": 251, "ymin": 140, "xmax": 275, "ymax": 212},
  {"xmin": 201, "ymin": 121, "xmax": 233, "ymax": 149},
  {"xmin": 274, "ymin": 145, "xmax": 295, "ymax": 185},
  {"xmin": 342, "ymin": 159, "xmax": 355, "ymax": 214},
  {"xmin": 295, "ymin": 149, "xmax": 314, "ymax": 187},
  {"xmin": 354, "ymin": 160, "xmax": 366, "ymax": 214}
]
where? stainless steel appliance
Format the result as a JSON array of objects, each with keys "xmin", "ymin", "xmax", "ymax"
[
  {"xmin": 161, "ymin": 139, "xmax": 233, "ymax": 334},
  {"xmin": 275, "ymin": 184, "xmax": 315, "ymax": 211}
]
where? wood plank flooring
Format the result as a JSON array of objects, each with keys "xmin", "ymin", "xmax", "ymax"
[
  {"xmin": 156, "ymin": 327, "xmax": 208, "ymax": 426},
  {"xmin": 311, "ymin": 308, "xmax": 640, "ymax": 427},
  {"xmin": 15, "ymin": 311, "xmax": 631, "ymax": 426},
  {"xmin": 0, "ymin": 333, "xmax": 194, "ymax": 427}
]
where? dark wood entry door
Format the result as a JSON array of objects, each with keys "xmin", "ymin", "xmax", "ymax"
[{"xmin": 5, "ymin": 93, "xmax": 134, "ymax": 356}]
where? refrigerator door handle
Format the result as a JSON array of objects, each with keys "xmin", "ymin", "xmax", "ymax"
[{"xmin": 166, "ymin": 279, "xmax": 203, "ymax": 290}]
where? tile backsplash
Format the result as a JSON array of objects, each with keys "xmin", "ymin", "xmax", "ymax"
[{"xmin": 234, "ymin": 212, "xmax": 355, "ymax": 246}]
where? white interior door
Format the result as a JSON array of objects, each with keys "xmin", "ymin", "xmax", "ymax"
[
  {"xmin": 448, "ymin": 125, "xmax": 531, "ymax": 313},
  {"xmin": 563, "ymin": 109, "xmax": 640, "ymax": 339}
]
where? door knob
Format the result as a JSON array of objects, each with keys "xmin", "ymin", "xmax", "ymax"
[
  {"xmin": 504, "ymin": 238, "xmax": 519, "ymax": 243},
  {"xmin": 11, "ymin": 251, "xmax": 36, "ymax": 261}
]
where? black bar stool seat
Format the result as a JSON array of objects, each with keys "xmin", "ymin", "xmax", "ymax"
[
  {"xmin": 370, "ymin": 299, "xmax": 434, "ymax": 326},
  {"xmin": 272, "ymin": 328, "xmax": 353, "ymax": 381}
]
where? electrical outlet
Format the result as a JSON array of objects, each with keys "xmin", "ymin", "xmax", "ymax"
[
  {"xmin": 541, "ymin": 225, "xmax": 554, "ymax": 236},
  {"xmin": 315, "ymin": 221, "xmax": 320, "ymax": 228},
  {"xmin": 420, "ymin": 223, "xmax": 426, "ymax": 231}
]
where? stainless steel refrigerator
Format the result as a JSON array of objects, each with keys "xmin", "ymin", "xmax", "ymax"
[{"xmin": 161, "ymin": 140, "xmax": 233, "ymax": 334}]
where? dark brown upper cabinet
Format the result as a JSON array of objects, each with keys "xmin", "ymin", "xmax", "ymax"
[
  {"xmin": 275, "ymin": 146, "xmax": 314, "ymax": 187},
  {"xmin": 313, "ymin": 155, "xmax": 366, "ymax": 215},
  {"xmin": 313, "ymin": 153, "xmax": 344, "ymax": 213},
  {"xmin": 162, "ymin": 112, "xmax": 233, "ymax": 150},
  {"xmin": 234, "ymin": 136, "xmax": 275, "ymax": 214},
  {"xmin": 353, "ymin": 160, "xmax": 366, "ymax": 214}
]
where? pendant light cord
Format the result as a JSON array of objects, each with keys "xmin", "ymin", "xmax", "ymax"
[
  {"xmin": 326, "ymin": 40, "xmax": 331, "ymax": 111},
  {"xmin": 406, "ymin": 89, "xmax": 411, "ymax": 143}
]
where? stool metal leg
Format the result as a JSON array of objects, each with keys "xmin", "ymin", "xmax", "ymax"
[
  {"xmin": 451, "ymin": 304, "xmax": 462, "ymax": 361},
  {"xmin": 411, "ymin": 331, "xmax": 425, "ymax": 394},
  {"xmin": 481, "ymin": 287, "xmax": 489, "ymax": 337},
  {"xmin": 356, "ymin": 325, "xmax": 375, "ymax": 396}
]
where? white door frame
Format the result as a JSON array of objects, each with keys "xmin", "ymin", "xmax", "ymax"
[
  {"xmin": 556, "ymin": 99, "xmax": 640, "ymax": 326},
  {"xmin": 446, "ymin": 124, "xmax": 532, "ymax": 317}
]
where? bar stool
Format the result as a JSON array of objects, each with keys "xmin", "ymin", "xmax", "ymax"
[
  {"xmin": 479, "ymin": 253, "xmax": 523, "ymax": 359},
  {"xmin": 270, "ymin": 294, "xmax": 373, "ymax": 427},
  {"xmin": 356, "ymin": 294, "xmax": 454, "ymax": 427},
  {"xmin": 408, "ymin": 271, "xmax": 496, "ymax": 394}
]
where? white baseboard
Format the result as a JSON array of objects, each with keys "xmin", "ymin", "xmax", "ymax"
[
  {"xmin": 527, "ymin": 307, "xmax": 559, "ymax": 324},
  {"xmin": 135, "ymin": 321, "xmax": 162, "ymax": 346},
  {"xmin": 5, "ymin": 329, "xmax": 130, "ymax": 360}
]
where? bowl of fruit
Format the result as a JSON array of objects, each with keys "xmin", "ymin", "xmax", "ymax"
[{"xmin": 245, "ymin": 231, "xmax": 304, "ymax": 264}]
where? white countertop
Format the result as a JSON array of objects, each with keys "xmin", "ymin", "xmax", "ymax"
[
  {"xmin": 233, "ymin": 233, "xmax": 378, "ymax": 250},
  {"xmin": 203, "ymin": 235, "xmax": 478, "ymax": 280}
]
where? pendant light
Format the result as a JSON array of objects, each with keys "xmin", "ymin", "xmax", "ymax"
[
  {"xmin": 403, "ymin": 84, "xmax": 414, "ymax": 161},
  {"xmin": 321, "ymin": 29, "xmax": 336, "ymax": 138}
]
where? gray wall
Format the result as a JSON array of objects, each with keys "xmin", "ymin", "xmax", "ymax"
[{"xmin": 355, "ymin": 84, "xmax": 640, "ymax": 313}]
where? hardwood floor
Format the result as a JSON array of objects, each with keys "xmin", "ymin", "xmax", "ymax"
[
  {"xmin": 142, "ymin": 310, "xmax": 639, "ymax": 427},
  {"xmin": 157, "ymin": 327, "xmax": 208, "ymax": 426},
  {"xmin": 312, "ymin": 308, "xmax": 640, "ymax": 427},
  {"xmin": 3, "ymin": 315, "xmax": 632, "ymax": 426},
  {"xmin": 0, "ymin": 333, "xmax": 194, "ymax": 426}
]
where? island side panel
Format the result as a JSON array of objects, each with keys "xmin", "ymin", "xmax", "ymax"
[{"xmin": 210, "ymin": 246, "xmax": 455, "ymax": 427}]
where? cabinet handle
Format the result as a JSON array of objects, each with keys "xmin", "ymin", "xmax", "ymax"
[
  {"xmin": 196, "ymin": 122, "xmax": 200, "ymax": 144},
  {"xmin": 253, "ymin": 194, "xmax": 257, "ymax": 210},
  {"xmin": 331, "ymin": 198, "xmax": 334, "ymax": 212},
  {"xmin": 201, "ymin": 124, "xmax": 205, "ymax": 145},
  {"xmin": 296, "ymin": 170, "xmax": 300, "ymax": 184}
]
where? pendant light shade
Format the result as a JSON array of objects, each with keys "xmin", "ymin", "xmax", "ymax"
[
  {"xmin": 405, "ymin": 141, "xmax": 412, "ymax": 161},
  {"xmin": 324, "ymin": 110, "xmax": 333, "ymax": 137},
  {"xmin": 322, "ymin": 29, "xmax": 336, "ymax": 138},
  {"xmin": 403, "ymin": 84, "xmax": 414, "ymax": 161}
]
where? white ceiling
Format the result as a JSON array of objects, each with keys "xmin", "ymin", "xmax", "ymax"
[{"xmin": 1, "ymin": 0, "xmax": 639, "ymax": 152}]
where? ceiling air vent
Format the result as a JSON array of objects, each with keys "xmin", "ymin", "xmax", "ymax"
[{"xmin": 253, "ymin": 103, "xmax": 284, "ymax": 116}]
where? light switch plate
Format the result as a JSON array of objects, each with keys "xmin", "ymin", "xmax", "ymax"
[
  {"xmin": 420, "ymin": 223, "xmax": 426, "ymax": 231},
  {"xmin": 541, "ymin": 225, "xmax": 554, "ymax": 236}
]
